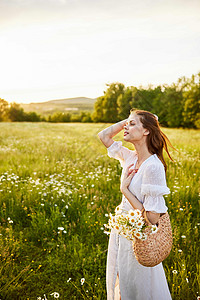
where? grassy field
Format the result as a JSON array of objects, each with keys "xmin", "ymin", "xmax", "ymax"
[{"xmin": 0, "ymin": 122, "xmax": 199, "ymax": 300}]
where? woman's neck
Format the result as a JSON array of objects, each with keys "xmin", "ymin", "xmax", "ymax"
[{"xmin": 133, "ymin": 141, "xmax": 152, "ymax": 165}]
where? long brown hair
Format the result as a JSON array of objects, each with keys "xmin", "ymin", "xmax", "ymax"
[{"xmin": 130, "ymin": 108, "xmax": 176, "ymax": 171}]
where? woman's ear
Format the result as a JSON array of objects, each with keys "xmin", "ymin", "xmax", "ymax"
[{"xmin": 143, "ymin": 129, "xmax": 149, "ymax": 136}]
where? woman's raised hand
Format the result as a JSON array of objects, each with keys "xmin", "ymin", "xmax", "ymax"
[{"xmin": 120, "ymin": 163, "xmax": 137, "ymax": 193}]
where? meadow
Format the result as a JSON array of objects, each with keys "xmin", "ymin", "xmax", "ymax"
[{"xmin": 0, "ymin": 122, "xmax": 199, "ymax": 300}]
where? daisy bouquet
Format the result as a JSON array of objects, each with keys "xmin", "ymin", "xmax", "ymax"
[{"xmin": 104, "ymin": 204, "xmax": 158, "ymax": 241}]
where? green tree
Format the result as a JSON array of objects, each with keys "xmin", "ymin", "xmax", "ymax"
[
  {"xmin": 8, "ymin": 103, "xmax": 26, "ymax": 122},
  {"xmin": 183, "ymin": 73, "xmax": 200, "ymax": 128},
  {"xmin": 117, "ymin": 87, "xmax": 137, "ymax": 119},
  {"xmin": 25, "ymin": 112, "xmax": 41, "ymax": 122},
  {"xmin": 161, "ymin": 85, "xmax": 184, "ymax": 128},
  {"xmin": 80, "ymin": 112, "xmax": 92, "ymax": 122},
  {"xmin": 91, "ymin": 96, "xmax": 104, "ymax": 122},
  {"xmin": 102, "ymin": 82, "xmax": 125, "ymax": 122},
  {"xmin": 0, "ymin": 98, "xmax": 9, "ymax": 121},
  {"xmin": 130, "ymin": 86, "xmax": 155, "ymax": 112}
]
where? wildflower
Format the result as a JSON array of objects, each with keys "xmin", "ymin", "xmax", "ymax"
[
  {"xmin": 67, "ymin": 278, "xmax": 71, "ymax": 282},
  {"xmin": 135, "ymin": 209, "xmax": 142, "ymax": 217},
  {"xmin": 181, "ymin": 235, "xmax": 186, "ymax": 238},
  {"xmin": 104, "ymin": 231, "xmax": 110, "ymax": 235},
  {"xmin": 128, "ymin": 209, "xmax": 136, "ymax": 218},
  {"xmin": 129, "ymin": 217, "xmax": 136, "ymax": 225},
  {"xmin": 114, "ymin": 224, "xmax": 122, "ymax": 232},
  {"xmin": 134, "ymin": 232, "xmax": 143, "ymax": 239},
  {"xmin": 186, "ymin": 278, "xmax": 189, "ymax": 283},
  {"xmin": 115, "ymin": 205, "xmax": 122, "ymax": 215},
  {"xmin": 172, "ymin": 270, "xmax": 178, "ymax": 274},
  {"xmin": 151, "ymin": 225, "xmax": 158, "ymax": 234},
  {"xmin": 105, "ymin": 213, "xmax": 108, "ymax": 217},
  {"xmin": 50, "ymin": 292, "xmax": 60, "ymax": 298},
  {"xmin": 58, "ymin": 227, "xmax": 64, "ymax": 231},
  {"xmin": 80, "ymin": 278, "xmax": 85, "ymax": 285},
  {"xmin": 178, "ymin": 249, "xmax": 182, "ymax": 253},
  {"xmin": 135, "ymin": 220, "xmax": 144, "ymax": 229}
]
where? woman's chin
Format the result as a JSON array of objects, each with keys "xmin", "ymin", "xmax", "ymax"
[{"xmin": 124, "ymin": 135, "xmax": 129, "ymax": 140}]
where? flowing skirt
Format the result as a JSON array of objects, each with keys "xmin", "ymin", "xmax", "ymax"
[{"xmin": 106, "ymin": 228, "xmax": 172, "ymax": 300}]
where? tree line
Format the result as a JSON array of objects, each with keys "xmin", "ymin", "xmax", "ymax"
[
  {"xmin": 92, "ymin": 72, "xmax": 200, "ymax": 128},
  {"xmin": 0, "ymin": 101, "xmax": 92, "ymax": 123},
  {"xmin": 0, "ymin": 72, "xmax": 199, "ymax": 128}
]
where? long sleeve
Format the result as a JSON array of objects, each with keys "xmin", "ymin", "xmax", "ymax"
[
  {"xmin": 141, "ymin": 163, "xmax": 170, "ymax": 213},
  {"xmin": 107, "ymin": 141, "xmax": 133, "ymax": 168}
]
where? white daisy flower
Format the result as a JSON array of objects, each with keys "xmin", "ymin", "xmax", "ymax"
[
  {"xmin": 128, "ymin": 209, "xmax": 136, "ymax": 218},
  {"xmin": 81, "ymin": 278, "xmax": 85, "ymax": 285},
  {"xmin": 134, "ymin": 231, "xmax": 143, "ymax": 239},
  {"xmin": 129, "ymin": 217, "xmax": 136, "ymax": 225},
  {"xmin": 135, "ymin": 220, "xmax": 144, "ymax": 229},
  {"xmin": 50, "ymin": 292, "xmax": 60, "ymax": 298},
  {"xmin": 135, "ymin": 209, "xmax": 142, "ymax": 217},
  {"xmin": 114, "ymin": 224, "xmax": 122, "ymax": 232},
  {"xmin": 151, "ymin": 225, "xmax": 158, "ymax": 233},
  {"xmin": 58, "ymin": 227, "xmax": 64, "ymax": 231},
  {"xmin": 104, "ymin": 231, "xmax": 111, "ymax": 235}
]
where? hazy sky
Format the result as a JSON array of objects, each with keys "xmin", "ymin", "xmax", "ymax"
[{"xmin": 0, "ymin": 0, "xmax": 200, "ymax": 103}]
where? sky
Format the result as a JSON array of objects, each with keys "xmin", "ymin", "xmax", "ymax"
[{"xmin": 0, "ymin": 0, "xmax": 200, "ymax": 104}]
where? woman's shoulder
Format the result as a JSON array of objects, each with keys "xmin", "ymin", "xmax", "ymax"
[{"xmin": 144, "ymin": 154, "xmax": 165, "ymax": 173}]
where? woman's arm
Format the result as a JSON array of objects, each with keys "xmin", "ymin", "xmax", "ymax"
[
  {"xmin": 121, "ymin": 186, "xmax": 144, "ymax": 210},
  {"xmin": 122, "ymin": 186, "xmax": 160, "ymax": 225},
  {"xmin": 97, "ymin": 119, "xmax": 127, "ymax": 148},
  {"xmin": 121, "ymin": 165, "xmax": 160, "ymax": 225}
]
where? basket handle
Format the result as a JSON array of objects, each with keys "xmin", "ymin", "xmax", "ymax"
[
  {"xmin": 141, "ymin": 208, "xmax": 153, "ymax": 226},
  {"xmin": 141, "ymin": 208, "xmax": 166, "ymax": 226}
]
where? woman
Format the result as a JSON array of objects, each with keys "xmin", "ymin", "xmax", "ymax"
[{"xmin": 98, "ymin": 109, "xmax": 173, "ymax": 300}]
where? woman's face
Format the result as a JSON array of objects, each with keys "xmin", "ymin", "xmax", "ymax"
[{"xmin": 123, "ymin": 113, "xmax": 149, "ymax": 142}]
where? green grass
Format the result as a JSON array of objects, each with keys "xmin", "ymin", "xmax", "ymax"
[{"xmin": 0, "ymin": 122, "xmax": 199, "ymax": 299}]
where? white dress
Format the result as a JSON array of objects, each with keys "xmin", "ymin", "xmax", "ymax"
[{"xmin": 106, "ymin": 141, "xmax": 172, "ymax": 300}]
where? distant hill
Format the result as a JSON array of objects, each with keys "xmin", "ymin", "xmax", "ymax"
[{"xmin": 20, "ymin": 97, "xmax": 96, "ymax": 116}]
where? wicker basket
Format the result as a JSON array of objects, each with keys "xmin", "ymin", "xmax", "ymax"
[{"xmin": 132, "ymin": 210, "xmax": 173, "ymax": 267}]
